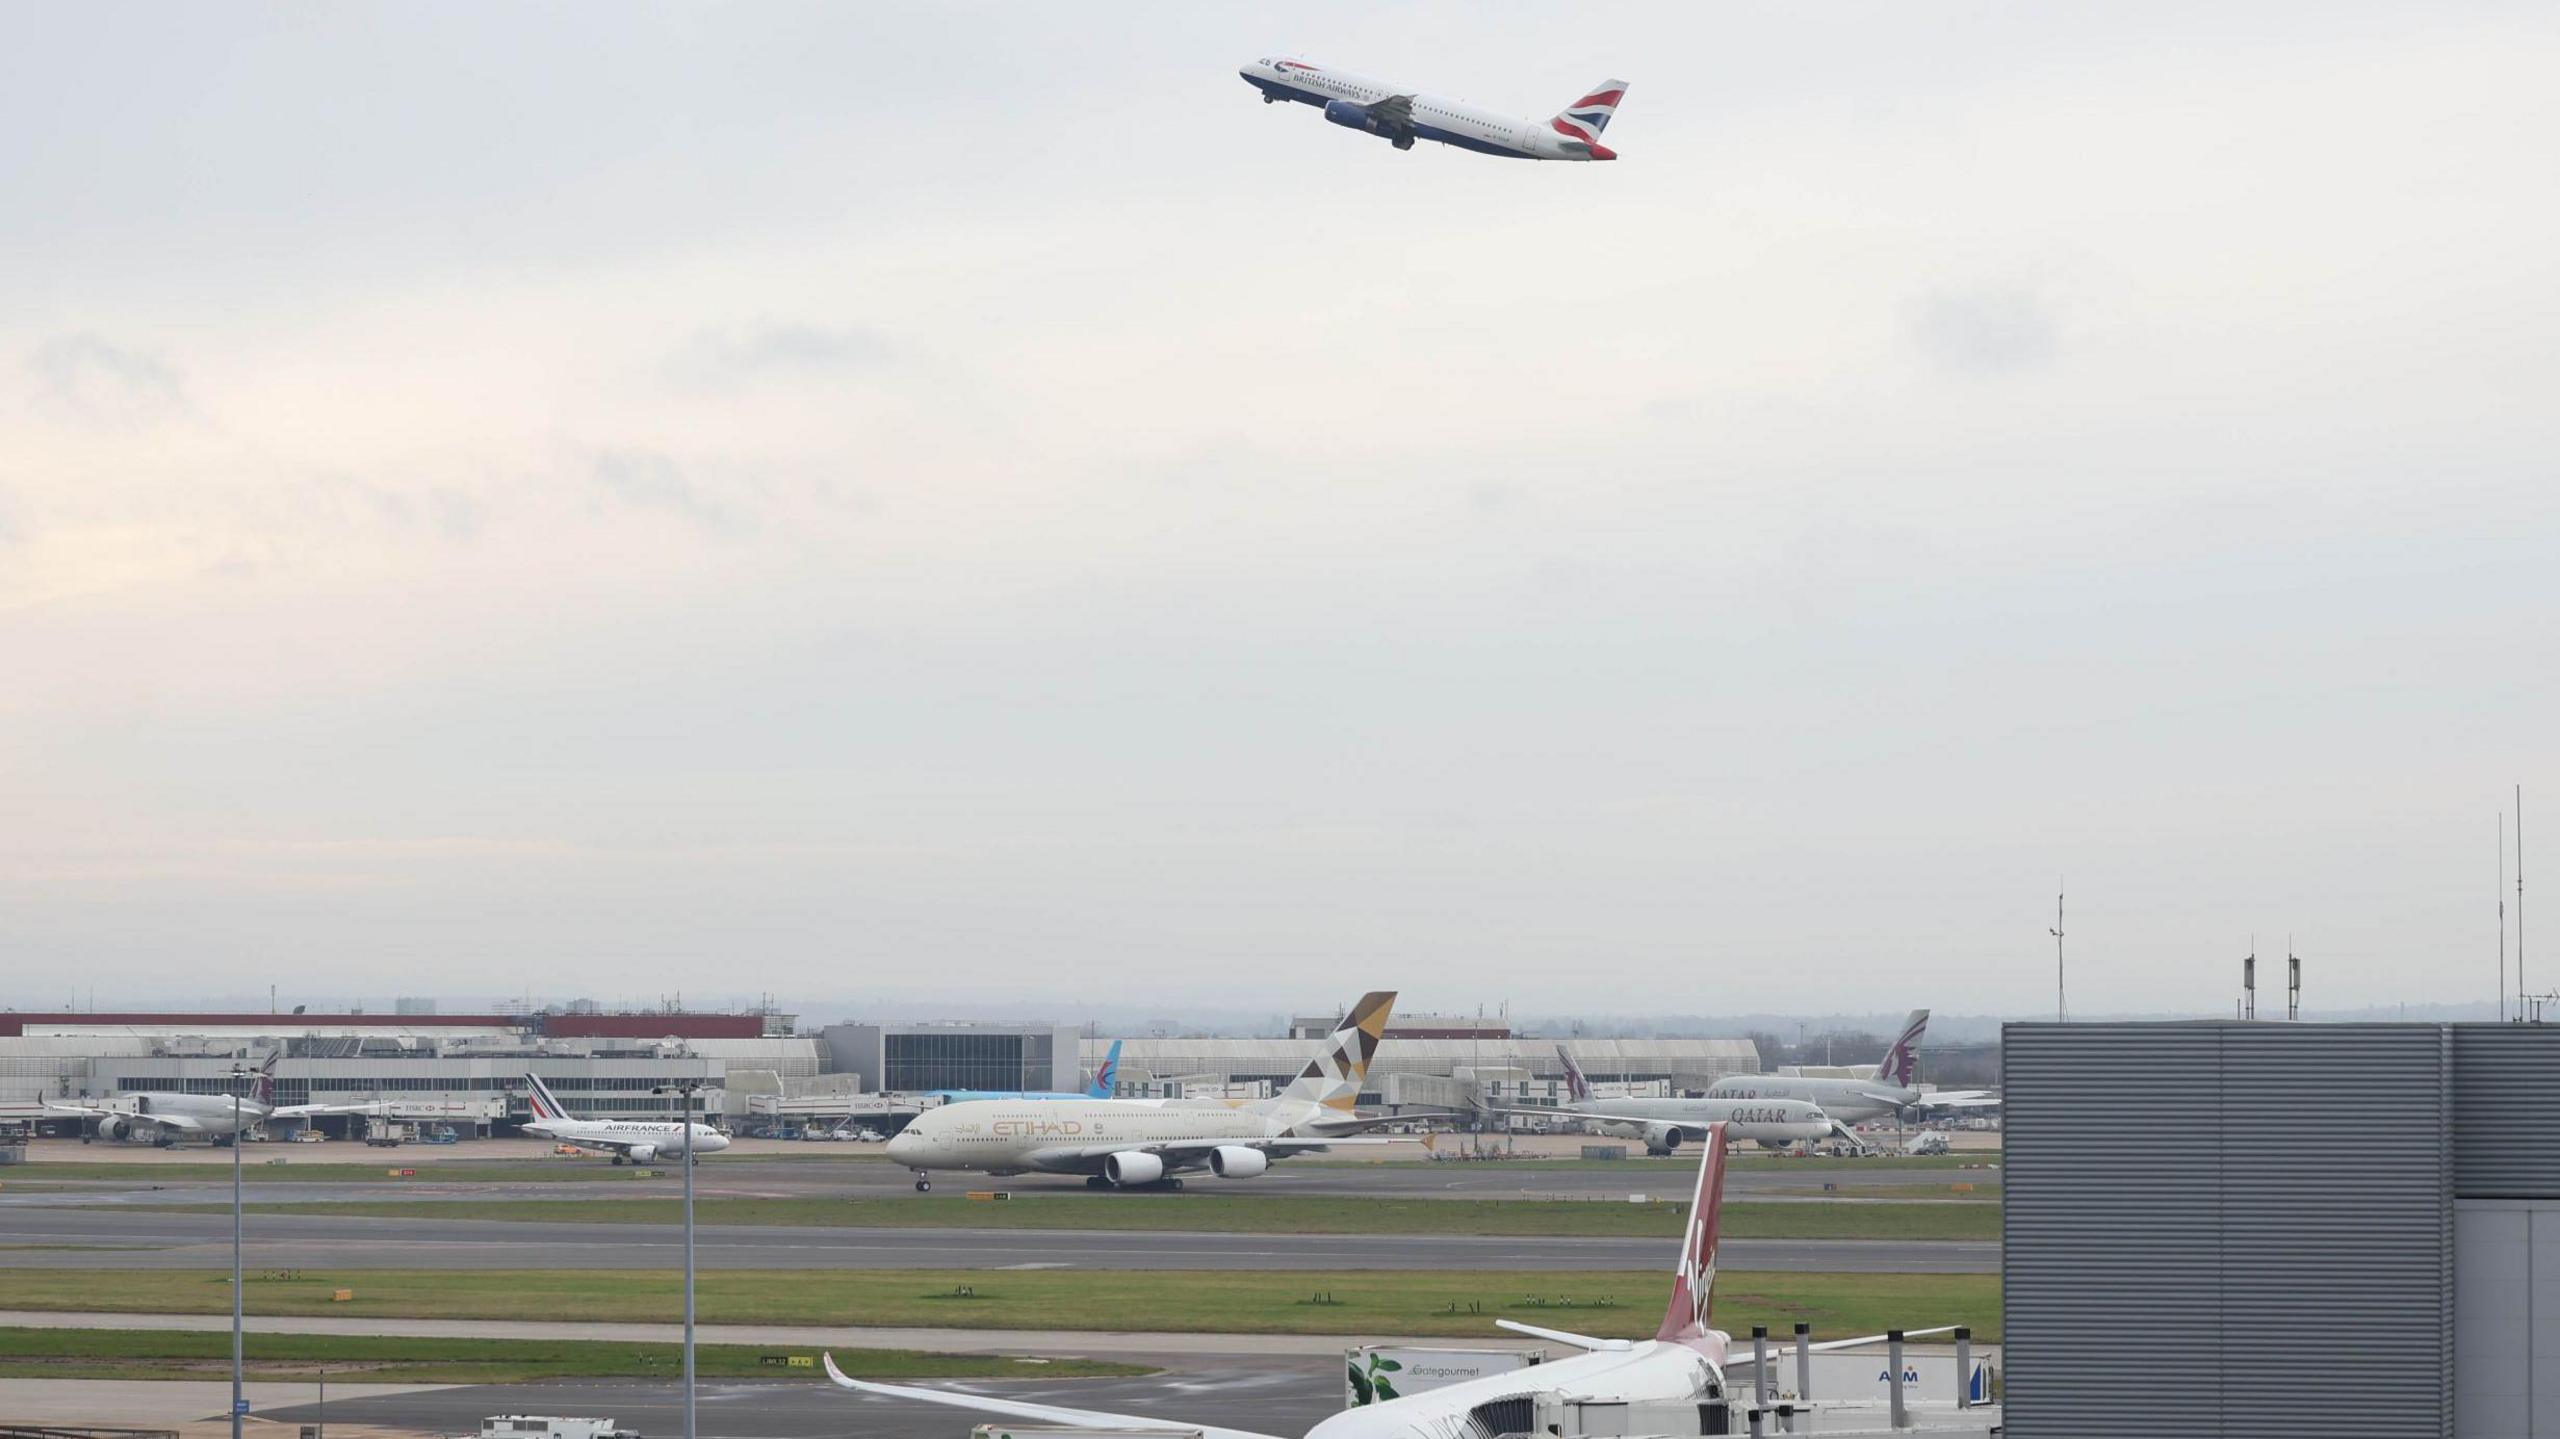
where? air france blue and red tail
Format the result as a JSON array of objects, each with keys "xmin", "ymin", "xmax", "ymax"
[
  {"xmin": 525, "ymin": 1073, "xmax": 572, "ymax": 1122},
  {"xmin": 1552, "ymin": 80, "xmax": 1629, "ymax": 160}
]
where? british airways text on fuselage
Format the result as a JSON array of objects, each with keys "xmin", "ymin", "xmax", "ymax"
[{"xmin": 1238, "ymin": 57, "xmax": 1627, "ymax": 162}]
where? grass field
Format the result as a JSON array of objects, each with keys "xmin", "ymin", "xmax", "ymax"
[
  {"xmin": 0, "ymin": 1267, "xmax": 1999, "ymax": 1342},
  {"xmin": 197, "ymin": 1193, "xmax": 1997, "ymax": 1240},
  {"xmin": 0, "ymin": 1326, "xmax": 1146, "ymax": 1383}
]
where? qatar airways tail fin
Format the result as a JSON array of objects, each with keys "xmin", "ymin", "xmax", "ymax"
[
  {"xmin": 1551, "ymin": 80, "xmax": 1629, "ymax": 143},
  {"xmin": 1555, "ymin": 1044, "xmax": 1594, "ymax": 1103},
  {"xmin": 1654, "ymin": 1120, "xmax": 1729, "ymax": 1342},
  {"xmin": 1874, "ymin": 1009, "xmax": 1930, "ymax": 1086}
]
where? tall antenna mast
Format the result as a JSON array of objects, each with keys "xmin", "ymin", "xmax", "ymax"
[
  {"xmin": 2050, "ymin": 882, "xmax": 2068, "ymax": 1022},
  {"xmin": 2244, "ymin": 938, "xmax": 2257, "ymax": 1022},
  {"xmin": 2287, "ymin": 938, "xmax": 2301, "ymax": 1022},
  {"xmin": 2500, "ymin": 810, "xmax": 2509, "ymax": 1023},
  {"xmin": 2518, "ymin": 785, "xmax": 2527, "ymax": 1019}
]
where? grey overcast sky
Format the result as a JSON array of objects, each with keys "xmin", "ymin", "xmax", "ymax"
[{"xmin": 3, "ymin": 3, "xmax": 2555, "ymax": 1018}]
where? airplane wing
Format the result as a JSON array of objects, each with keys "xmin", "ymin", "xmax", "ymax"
[
  {"xmin": 1491, "ymin": 1105, "xmax": 1709, "ymax": 1127},
  {"xmin": 1908, "ymin": 1091, "xmax": 2000, "ymax": 1109},
  {"xmin": 823, "ymin": 1353, "xmax": 1287, "ymax": 1439},
  {"xmin": 1024, "ymin": 1135, "xmax": 1409, "ymax": 1171},
  {"xmin": 1369, "ymin": 93, "xmax": 1416, "ymax": 136},
  {"xmin": 1724, "ymin": 1324, "xmax": 1963, "ymax": 1364},
  {"xmin": 267, "ymin": 1101, "xmax": 393, "ymax": 1120},
  {"xmin": 1294, "ymin": 1111, "xmax": 1441, "ymax": 1136},
  {"xmin": 43, "ymin": 1102, "xmax": 118, "ymax": 1119}
]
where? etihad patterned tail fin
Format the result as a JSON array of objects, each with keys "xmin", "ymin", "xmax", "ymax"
[{"xmin": 1278, "ymin": 991, "xmax": 1396, "ymax": 1111}]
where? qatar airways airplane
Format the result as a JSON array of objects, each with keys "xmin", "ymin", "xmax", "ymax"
[{"xmin": 1238, "ymin": 57, "xmax": 1628, "ymax": 161}]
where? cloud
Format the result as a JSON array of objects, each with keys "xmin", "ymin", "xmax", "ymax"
[
  {"xmin": 25, "ymin": 333, "xmax": 189, "ymax": 427},
  {"xmin": 593, "ymin": 448, "xmax": 732, "ymax": 530},
  {"xmin": 665, "ymin": 322, "xmax": 892, "ymax": 389},
  {"xmin": 1908, "ymin": 288, "xmax": 2059, "ymax": 376}
]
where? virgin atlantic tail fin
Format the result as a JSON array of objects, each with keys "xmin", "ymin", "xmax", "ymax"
[{"xmin": 1654, "ymin": 1120, "xmax": 1729, "ymax": 1342}]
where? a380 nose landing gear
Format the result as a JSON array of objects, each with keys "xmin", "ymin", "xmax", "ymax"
[{"xmin": 912, "ymin": 1171, "xmax": 932, "ymax": 1192}]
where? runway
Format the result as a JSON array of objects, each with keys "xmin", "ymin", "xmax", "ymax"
[{"xmin": 0, "ymin": 1205, "xmax": 1997, "ymax": 1273}]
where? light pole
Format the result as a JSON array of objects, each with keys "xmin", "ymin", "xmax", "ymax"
[
  {"xmin": 228, "ymin": 1057, "xmax": 254, "ymax": 1439},
  {"xmin": 653, "ymin": 1078, "xmax": 703, "ymax": 1439}
]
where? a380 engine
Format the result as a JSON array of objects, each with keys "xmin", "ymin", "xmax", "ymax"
[
  {"xmin": 1643, "ymin": 1123, "xmax": 1689, "ymax": 1154},
  {"xmin": 1104, "ymin": 1151, "xmax": 1166, "ymax": 1187},
  {"xmin": 1208, "ymin": 1145, "xmax": 1268, "ymax": 1178}
]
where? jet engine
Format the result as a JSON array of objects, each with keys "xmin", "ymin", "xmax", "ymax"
[
  {"xmin": 1208, "ymin": 1146, "xmax": 1268, "ymax": 1178},
  {"xmin": 1323, "ymin": 98, "xmax": 1387, "ymax": 135},
  {"xmin": 96, "ymin": 1115, "xmax": 133, "ymax": 1142},
  {"xmin": 1104, "ymin": 1151, "xmax": 1166, "ymax": 1187},
  {"xmin": 1643, "ymin": 1123, "xmax": 1689, "ymax": 1154},
  {"xmin": 625, "ymin": 1144, "xmax": 658, "ymax": 1165}
]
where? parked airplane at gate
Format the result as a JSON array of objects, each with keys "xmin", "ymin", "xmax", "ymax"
[
  {"xmin": 1702, "ymin": 1010, "xmax": 1997, "ymax": 1123},
  {"xmin": 1497, "ymin": 1045, "xmax": 1841, "ymax": 1154},
  {"xmin": 48, "ymin": 1052, "xmax": 390, "ymax": 1146},
  {"xmin": 829, "ymin": 1121, "xmax": 1952, "ymax": 1439},
  {"xmin": 1238, "ymin": 58, "xmax": 1628, "ymax": 161},
  {"xmin": 924, "ymin": 1038, "xmax": 1122, "ymax": 1104},
  {"xmin": 883, "ymin": 992, "xmax": 1404, "ymax": 1191},
  {"xmin": 520, "ymin": 1072, "xmax": 728, "ymax": 1165}
]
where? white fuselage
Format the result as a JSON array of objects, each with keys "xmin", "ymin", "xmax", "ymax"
[
  {"xmin": 85, "ymin": 1093, "xmax": 264, "ymax": 1140},
  {"xmin": 1237, "ymin": 59, "xmax": 1607, "ymax": 162},
  {"xmin": 1565, "ymin": 1096, "xmax": 1832, "ymax": 1148},
  {"xmin": 1705, "ymin": 1075, "xmax": 1915, "ymax": 1125},
  {"xmin": 525, "ymin": 1117, "xmax": 729, "ymax": 1158},
  {"xmin": 887, "ymin": 1097, "xmax": 1328, "ymax": 1176},
  {"xmin": 1307, "ymin": 1338, "xmax": 1724, "ymax": 1439}
]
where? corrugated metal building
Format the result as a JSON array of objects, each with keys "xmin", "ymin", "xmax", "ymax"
[
  {"xmin": 1078, "ymin": 1037, "xmax": 1762, "ymax": 1103},
  {"xmin": 2003, "ymin": 1021, "xmax": 2560, "ymax": 1439}
]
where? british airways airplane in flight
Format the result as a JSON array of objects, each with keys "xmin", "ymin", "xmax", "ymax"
[{"xmin": 1239, "ymin": 58, "xmax": 1628, "ymax": 161}]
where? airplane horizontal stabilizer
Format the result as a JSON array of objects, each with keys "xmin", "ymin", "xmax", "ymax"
[
  {"xmin": 822, "ymin": 1355, "xmax": 1287, "ymax": 1439},
  {"xmin": 1495, "ymin": 1318, "xmax": 1630, "ymax": 1351}
]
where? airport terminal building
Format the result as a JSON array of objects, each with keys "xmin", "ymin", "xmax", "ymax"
[{"xmin": 0, "ymin": 1009, "xmax": 822, "ymax": 1134}]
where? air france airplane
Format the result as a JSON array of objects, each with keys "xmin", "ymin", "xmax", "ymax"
[{"xmin": 1239, "ymin": 58, "xmax": 1627, "ymax": 161}]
